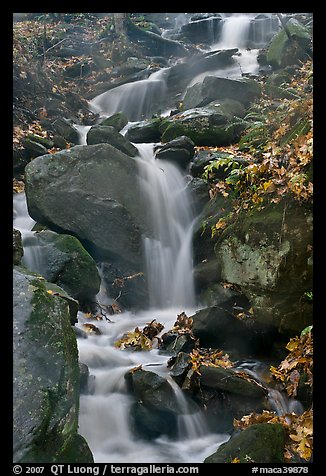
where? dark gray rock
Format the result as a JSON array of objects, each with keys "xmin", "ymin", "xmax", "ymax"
[
  {"xmin": 24, "ymin": 144, "xmax": 145, "ymax": 270},
  {"xmin": 125, "ymin": 368, "xmax": 183, "ymax": 415},
  {"xmin": 125, "ymin": 118, "xmax": 163, "ymax": 143},
  {"xmin": 204, "ymin": 423, "xmax": 285, "ymax": 463},
  {"xmin": 22, "ymin": 138, "xmax": 49, "ymax": 159},
  {"xmin": 52, "ymin": 118, "xmax": 79, "ymax": 144},
  {"xmin": 183, "ymin": 75, "xmax": 262, "ymax": 110},
  {"xmin": 79, "ymin": 362, "xmax": 90, "ymax": 394},
  {"xmin": 185, "ymin": 177, "xmax": 210, "ymax": 214},
  {"xmin": 13, "ymin": 267, "xmax": 93, "ymax": 463},
  {"xmin": 155, "ymin": 135, "xmax": 195, "ymax": 169},
  {"xmin": 87, "ymin": 125, "xmax": 138, "ymax": 157},
  {"xmin": 13, "ymin": 228, "xmax": 23, "ymax": 265},
  {"xmin": 130, "ymin": 402, "xmax": 177, "ymax": 439},
  {"xmin": 200, "ymin": 365, "xmax": 267, "ymax": 399},
  {"xmin": 191, "ymin": 305, "xmax": 275, "ymax": 355}
]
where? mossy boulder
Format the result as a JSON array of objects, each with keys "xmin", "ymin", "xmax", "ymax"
[
  {"xmin": 99, "ymin": 112, "xmax": 128, "ymax": 131},
  {"xmin": 125, "ymin": 117, "xmax": 163, "ymax": 143},
  {"xmin": 214, "ymin": 200, "xmax": 313, "ymax": 335},
  {"xmin": 13, "ymin": 267, "xmax": 93, "ymax": 463},
  {"xmin": 266, "ymin": 18, "xmax": 312, "ymax": 70},
  {"xmin": 160, "ymin": 99, "xmax": 245, "ymax": 146},
  {"xmin": 22, "ymin": 230, "xmax": 101, "ymax": 306},
  {"xmin": 204, "ymin": 423, "xmax": 285, "ymax": 463}
]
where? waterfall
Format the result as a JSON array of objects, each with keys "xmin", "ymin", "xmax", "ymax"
[
  {"xmin": 136, "ymin": 143, "xmax": 196, "ymax": 309},
  {"xmin": 218, "ymin": 14, "xmax": 252, "ymax": 49},
  {"xmin": 89, "ymin": 69, "xmax": 168, "ymax": 121}
]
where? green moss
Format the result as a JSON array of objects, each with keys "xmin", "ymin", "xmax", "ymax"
[{"xmin": 204, "ymin": 423, "xmax": 285, "ymax": 463}]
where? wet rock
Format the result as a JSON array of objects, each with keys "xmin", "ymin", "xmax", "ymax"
[
  {"xmin": 185, "ymin": 177, "xmax": 210, "ymax": 214},
  {"xmin": 179, "ymin": 15, "xmax": 222, "ymax": 45},
  {"xmin": 24, "ymin": 144, "xmax": 146, "ymax": 270},
  {"xmin": 13, "ymin": 228, "xmax": 23, "ymax": 265},
  {"xmin": 191, "ymin": 304, "xmax": 277, "ymax": 356},
  {"xmin": 22, "ymin": 138, "xmax": 49, "ymax": 159},
  {"xmin": 204, "ymin": 423, "xmax": 285, "ymax": 463},
  {"xmin": 13, "ymin": 267, "xmax": 92, "ymax": 463},
  {"xmin": 125, "ymin": 368, "xmax": 182, "ymax": 415},
  {"xmin": 87, "ymin": 125, "xmax": 138, "ymax": 157},
  {"xmin": 169, "ymin": 352, "xmax": 192, "ymax": 385},
  {"xmin": 190, "ymin": 149, "xmax": 249, "ymax": 179},
  {"xmin": 101, "ymin": 261, "xmax": 149, "ymax": 310},
  {"xmin": 79, "ymin": 362, "xmax": 90, "ymax": 394},
  {"xmin": 125, "ymin": 118, "xmax": 163, "ymax": 143},
  {"xmin": 200, "ymin": 365, "xmax": 268, "ymax": 399},
  {"xmin": 193, "ymin": 259, "xmax": 222, "ymax": 289},
  {"xmin": 160, "ymin": 99, "xmax": 246, "ymax": 146},
  {"xmin": 130, "ymin": 402, "xmax": 177, "ymax": 439},
  {"xmin": 265, "ymin": 69, "xmax": 297, "ymax": 99},
  {"xmin": 161, "ymin": 332, "xmax": 197, "ymax": 356},
  {"xmin": 99, "ymin": 112, "xmax": 128, "ymax": 131},
  {"xmin": 183, "ymin": 75, "xmax": 262, "ymax": 110},
  {"xmin": 214, "ymin": 199, "xmax": 313, "ymax": 335},
  {"xmin": 22, "ymin": 230, "xmax": 101, "ymax": 307},
  {"xmin": 52, "ymin": 117, "xmax": 79, "ymax": 144},
  {"xmin": 155, "ymin": 135, "xmax": 195, "ymax": 169}
]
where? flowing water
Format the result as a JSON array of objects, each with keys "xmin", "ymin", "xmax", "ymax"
[
  {"xmin": 89, "ymin": 68, "xmax": 169, "ymax": 121},
  {"xmin": 13, "ymin": 13, "xmax": 296, "ymax": 463}
]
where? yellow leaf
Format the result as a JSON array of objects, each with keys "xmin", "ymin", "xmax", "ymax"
[{"xmin": 231, "ymin": 457, "xmax": 240, "ymax": 463}]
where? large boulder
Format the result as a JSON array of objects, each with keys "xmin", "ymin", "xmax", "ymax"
[
  {"xmin": 160, "ymin": 99, "xmax": 246, "ymax": 146},
  {"xmin": 182, "ymin": 75, "xmax": 262, "ymax": 110},
  {"xmin": 13, "ymin": 267, "xmax": 93, "ymax": 463},
  {"xmin": 24, "ymin": 144, "xmax": 146, "ymax": 271},
  {"xmin": 204, "ymin": 423, "xmax": 285, "ymax": 463},
  {"xmin": 266, "ymin": 18, "xmax": 312, "ymax": 70},
  {"xmin": 22, "ymin": 230, "xmax": 101, "ymax": 306},
  {"xmin": 214, "ymin": 200, "xmax": 313, "ymax": 335}
]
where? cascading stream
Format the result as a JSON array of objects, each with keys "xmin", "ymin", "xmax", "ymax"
[
  {"xmin": 13, "ymin": 13, "xmax": 296, "ymax": 464},
  {"xmin": 136, "ymin": 143, "xmax": 196, "ymax": 309}
]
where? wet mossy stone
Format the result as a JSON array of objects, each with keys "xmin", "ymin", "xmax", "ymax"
[
  {"xmin": 22, "ymin": 230, "xmax": 101, "ymax": 306},
  {"xmin": 214, "ymin": 199, "xmax": 313, "ymax": 334},
  {"xmin": 13, "ymin": 267, "xmax": 92, "ymax": 462},
  {"xmin": 23, "ymin": 138, "xmax": 49, "ymax": 159},
  {"xmin": 160, "ymin": 99, "xmax": 245, "ymax": 146},
  {"xmin": 266, "ymin": 18, "xmax": 311, "ymax": 70},
  {"xmin": 125, "ymin": 117, "xmax": 163, "ymax": 143},
  {"xmin": 52, "ymin": 118, "xmax": 79, "ymax": 144},
  {"xmin": 204, "ymin": 423, "xmax": 285, "ymax": 463},
  {"xmin": 99, "ymin": 112, "xmax": 128, "ymax": 131},
  {"xmin": 87, "ymin": 125, "xmax": 138, "ymax": 157}
]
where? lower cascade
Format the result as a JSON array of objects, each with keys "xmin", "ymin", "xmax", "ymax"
[{"xmin": 76, "ymin": 143, "xmax": 223, "ymax": 463}]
